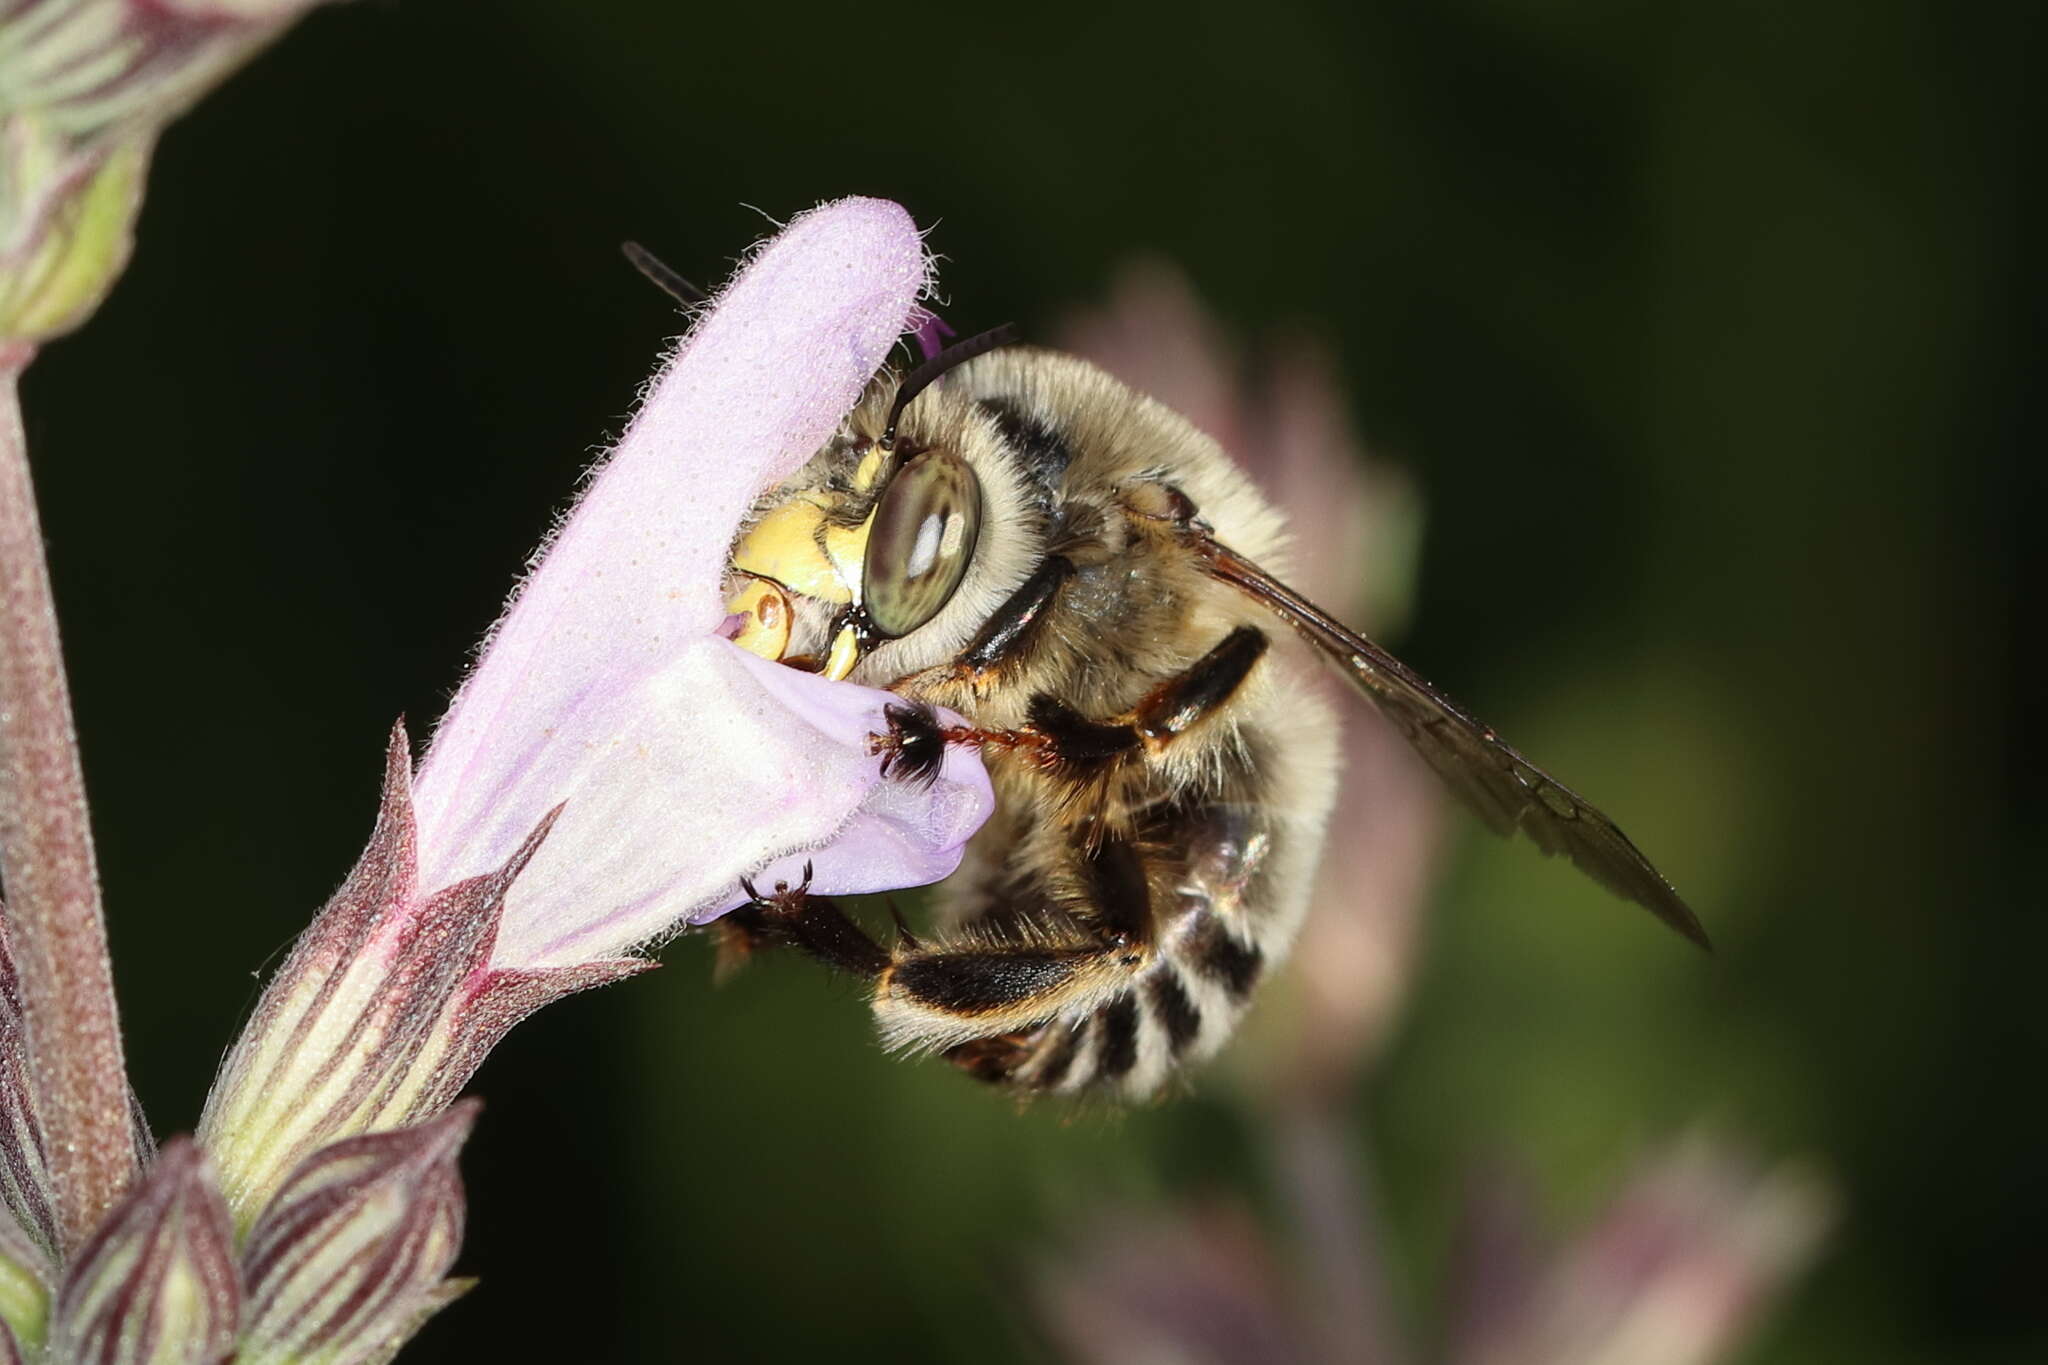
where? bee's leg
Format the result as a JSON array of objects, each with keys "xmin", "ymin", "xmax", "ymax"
[
  {"xmin": 952, "ymin": 554, "xmax": 1076, "ymax": 681},
  {"xmin": 724, "ymin": 869, "xmax": 891, "ymax": 980},
  {"xmin": 1126, "ymin": 624, "xmax": 1269, "ymax": 744},
  {"xmin": 873, "ymin": 833, "xmax": 1154, "ymax": 1055},
  {"xmin": 1001, "ymin": 625, "xmax": 1271, "ymax": 777},
  {"xmin": 905, "ymin": 810, "xmax": 1269, "ymax": 1096}
]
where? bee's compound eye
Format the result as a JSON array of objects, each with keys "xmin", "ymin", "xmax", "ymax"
[{"xmin": 862, "ymin": 450, "xmax": 981, "ymax": 639}]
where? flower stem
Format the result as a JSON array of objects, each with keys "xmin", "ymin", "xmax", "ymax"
[
  {"xmin": 0, "ymin": 347, "xmax": 135, "ymax": 1252},
  {"xmin": 1264, "ymin": 1101, "xmax": 1408, "ymax": 1365}
]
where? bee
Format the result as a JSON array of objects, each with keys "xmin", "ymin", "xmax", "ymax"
[{"xmin": 626, "ymin": 245, "xmax": 1706, "ymax": 1100}]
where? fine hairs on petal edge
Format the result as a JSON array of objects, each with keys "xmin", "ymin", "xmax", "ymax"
[
  {"xmin": 404, "ymin": 196, "xmax": 986, "ymax": 971},
  {"xmin": 449, "ymin": 198, "xmax": 940, "ymax": 690}
]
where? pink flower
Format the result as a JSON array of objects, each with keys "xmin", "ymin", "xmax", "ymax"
[
  {"xmin": 200, "ymin": 197, "xmax": 993, "ymax": 1226},
  {"xmin": 1034, "ymin": 1135, "xmax": 1831, "ymax": 1365},
  {"xmin": 1447, "ymin": 1139, "xmax": 1834, "ymax": 1365},
  {"xmin": 409, "ymin": 196, "xmax": 991, "ymax": 969}
]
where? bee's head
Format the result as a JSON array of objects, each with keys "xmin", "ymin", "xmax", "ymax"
[{"xmin": 721, "ymin": 328, "xmax": 1039, "ymax": 683}]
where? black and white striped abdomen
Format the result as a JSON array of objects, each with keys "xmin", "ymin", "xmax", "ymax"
[
  {"xmin": 885, "ymin": 668, "xmax": 1338, "ymax": 1100},
  {"xmin": 997, "ymin": 801, "xmax": 1315, "ymax": 1100}
]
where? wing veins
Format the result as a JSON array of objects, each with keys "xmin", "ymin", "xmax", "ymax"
[{"xmin": 1193, "ymin": 535, "xmax": 1709, "ymax": 950}]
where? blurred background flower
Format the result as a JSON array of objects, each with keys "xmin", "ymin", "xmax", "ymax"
[{"xmin": 1035, "ymin": 1136, "xmax": 1832, "ymax": 1365}]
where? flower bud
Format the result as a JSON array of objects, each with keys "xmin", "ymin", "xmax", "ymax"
[
  {"xmin": 0, "ymin": 0, "xmax": 329, "ymax": 344},
  {"xmin": 49, "ymin": 1139, "xmax": 238, "ymax": 1365},
  {"xmin": 1455, "ymin": 1137, "xmax": 1834, "ymax": 1365},
  {"xmin": 0, "ymin": 913, "xmax": 56, "ymax": 1258},
  {"xmin": 0, "ymin": 1199, "xmax": 51, "ymax": 1357},
  {"xmin": 237, "ymin": 1105, "xmax": 474, "ymax": 1365}
]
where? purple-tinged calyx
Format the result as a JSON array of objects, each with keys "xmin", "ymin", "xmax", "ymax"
[
  {"xmin": 0, "ymin": 913, "xmax": 55, "ymax": 1260},
  {"xmin": 0, "ymin": 905, "xmax": 153, "ymax": 1261},
  {"xmin": 237, "ymin": 1103, "xmax": 474, "ymax": 1365},
  {"xmin": 196, "ymin": 727, "xmax": 644, "ymax": 1234},
  {"xmin": 48, "ymin": 1139, "xmax": 238, "ymax": 1365}
]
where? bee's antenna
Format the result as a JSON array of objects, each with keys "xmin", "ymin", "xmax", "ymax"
[
  {"xmin": 883, "ymin": 322, "xmax": 1020, "ymax": 449},
  {"xmin": 621, "ymin": 240, "xmax": 710, "ymax": 306}
]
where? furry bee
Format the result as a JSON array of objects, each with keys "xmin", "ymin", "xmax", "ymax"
[{"xmin": 626, "ymin": 246, "xmax": 1705, "ymax": 1100}]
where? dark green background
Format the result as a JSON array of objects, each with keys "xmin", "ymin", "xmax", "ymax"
[{"xmin": 16, "ymin": 1, "xmax": 2038, "ymax": 1360}]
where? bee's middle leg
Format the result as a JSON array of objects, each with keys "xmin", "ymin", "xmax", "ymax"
[{"xmin": 1012, "ymin": 624, "xmax": 1271, "ymax": 776}]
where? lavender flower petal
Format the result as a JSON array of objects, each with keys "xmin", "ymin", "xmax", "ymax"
[{"xmin": 411, "ymin": 196, "xmax": 992, "ymax": 969}]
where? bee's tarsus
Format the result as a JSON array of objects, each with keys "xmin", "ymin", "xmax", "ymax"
[
  {"xmin": 874, "ymin": 700, "xmax": 949, "ymax": 788},
  {"xmin": 887, "ymin": 901, "xmax": 922, "ymax": 953},
  {"xmin": 725, "ymin": 881, "xmax": 889, "ymax": 981}
]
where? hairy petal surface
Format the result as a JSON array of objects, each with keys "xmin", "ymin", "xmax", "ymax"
[
  {"xmin": 201, "ymin": 198, "xmax": 992, "ymax": 1239},
  {"xmin": 411, "ymin": 195, "xmax": 990, "ymax": 969}
]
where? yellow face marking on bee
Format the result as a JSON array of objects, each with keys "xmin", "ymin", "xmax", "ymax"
[
  {"xmin": 823, "ymin": 624, "xmax": 862, "ymax": 681},
  {"xmin": 820, "ymin": 520, "xmax": 873, "ymax": 604},
  {"xmin": 723, "ymin": 577, "xmax": 793, "ymax": 661},
  {"xmin": 730, "ymin": 499, "xmax": 854, "ymax": 605}
]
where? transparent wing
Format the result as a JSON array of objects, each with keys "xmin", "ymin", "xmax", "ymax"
[{"xmin": 1196, "ymin": 536, "xmax": 1709, "ymax": 949}]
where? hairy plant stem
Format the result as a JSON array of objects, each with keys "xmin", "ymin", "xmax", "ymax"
[{"xmin": 0, "ymin": 347, "xmax": 134, "ymax": 1252}]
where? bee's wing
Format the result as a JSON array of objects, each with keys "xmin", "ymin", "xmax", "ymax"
[{"xmin": 1196, "ymin": 536, "xmax": 1709, "ymax": 949}]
